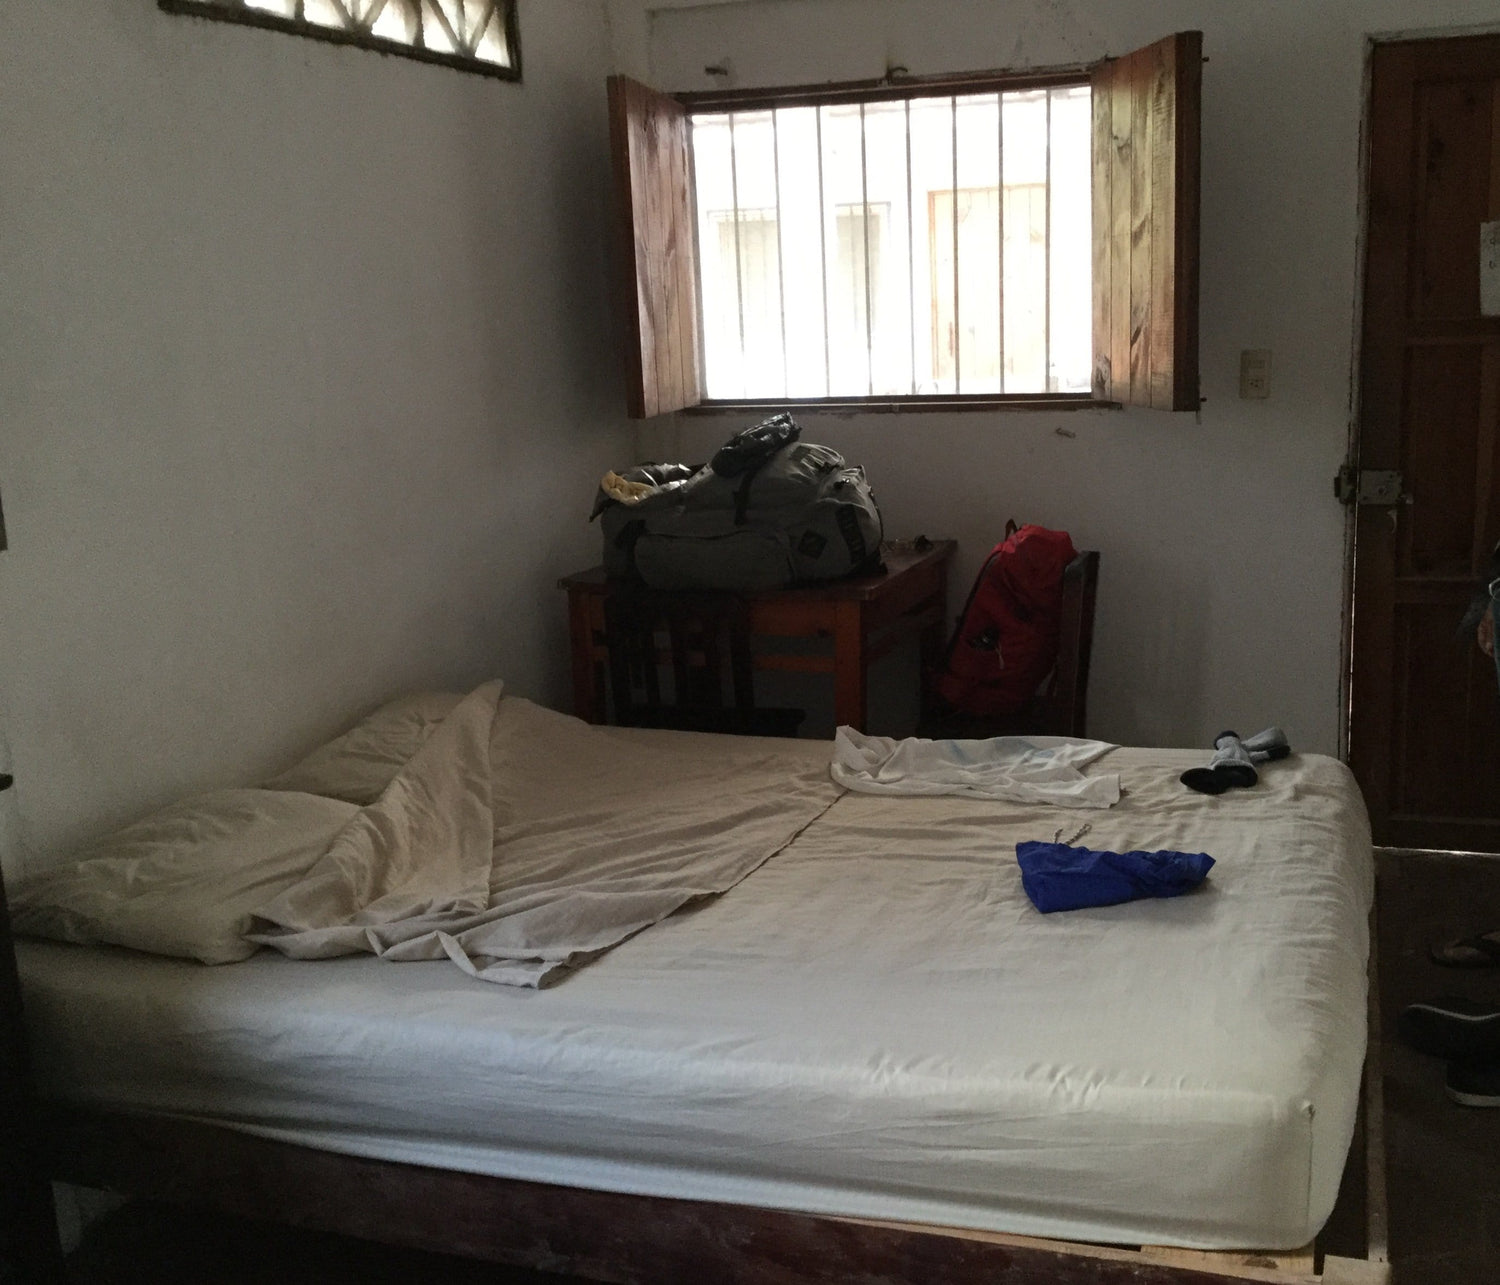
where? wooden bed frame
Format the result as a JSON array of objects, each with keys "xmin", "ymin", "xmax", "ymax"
[
  {"xmin": 36, "ymin": 1091, "xmax": 1387, "ymax": 1285},
  {"xmin": 3, "ymin": 858, "xmax": 1391, "ymax": 1284}
]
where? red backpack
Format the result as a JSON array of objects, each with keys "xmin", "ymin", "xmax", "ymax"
[{"xmin": 935, "ymin": 523, "xmax": 1078, "ymax": 717}]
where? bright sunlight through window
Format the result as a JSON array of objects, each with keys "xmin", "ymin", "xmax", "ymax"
[
  {"xmin": 691, "ymin": 85, "xmax": 1092, "ymax": 401},
  {"xmin": 163, "ymin": 0, "xmax": 519, "ymax": 79}
]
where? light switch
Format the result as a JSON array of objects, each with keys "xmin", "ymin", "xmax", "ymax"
[{"xmin": 1240, "ymin": 350, "xmax": 1272, "ymax": 399}]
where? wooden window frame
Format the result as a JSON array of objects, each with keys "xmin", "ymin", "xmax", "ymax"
[
  {"xmin": 159, "ymin": 0, "xmax": 522, "ymax": 82},
  {"xmin": 608, "ymin": 32, "xmax": 1201, "ymax": 419}
]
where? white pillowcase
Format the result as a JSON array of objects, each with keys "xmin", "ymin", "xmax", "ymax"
[
  {"xmin": 262, "ymin": 691, "xmax": 465, "ymax": 804},
  {"xmin": 9, "ymin": 789, "xmax": 358, "ymax": 964}
]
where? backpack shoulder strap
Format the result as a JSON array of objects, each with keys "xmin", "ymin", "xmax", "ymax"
[{"xmin": 941, "ymin": 546, "xmax": 1005, "ymax": 668}]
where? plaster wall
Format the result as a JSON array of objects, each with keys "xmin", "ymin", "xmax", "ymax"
[
  {"xmin": 0, "ymin": 0, "xmax": 630, "ymax": 866},
  {"xmin": 622, "ymin": 0, "xmax": 1500, "ymax": 754}
]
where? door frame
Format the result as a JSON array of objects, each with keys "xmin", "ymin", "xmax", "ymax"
[{"xmin": 1343, "ymin": 26, "xmax": 1500, "ymax": 850}]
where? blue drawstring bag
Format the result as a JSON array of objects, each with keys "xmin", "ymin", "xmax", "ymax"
[{"xmin": 1017, "ymin": 841, "xmax": 1214, "ymax": 913}]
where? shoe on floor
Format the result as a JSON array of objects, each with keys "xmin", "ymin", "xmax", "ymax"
[
  {"xmin": 1398, "ymin": 997, "xmax": 1500, "ymax": 1061},
  {"xmin": 1446, "ymin": 1058, "xmax": 1500, "ymax": 1108},
  {"xmin": 1430, "ymin": 929, "xmax": 1500, "ymax": 968}
]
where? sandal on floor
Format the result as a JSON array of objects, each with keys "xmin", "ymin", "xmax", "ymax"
[
  {"xmin": 1398, "ymin": 997, "xmax": 1500, "ymax": 1061},
  {"xmin": 1446, "ymin": 1058, "xmax": 1500, "ymax": 1108},
  {"xmin": 1429, "ymin": 930, "xmax": 1500, "ymax": 968}
]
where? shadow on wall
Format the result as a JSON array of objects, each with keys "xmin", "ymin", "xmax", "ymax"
[
  {"xmin": 1103, "ymin": 551, "xmax": 1210, "ymax": 747},
  {"xmin": 0, "ymin": 727, "xmax": 20, "ymax": 883}
]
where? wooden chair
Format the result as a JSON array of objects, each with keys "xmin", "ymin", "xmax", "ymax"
[
  {"xmin": 604, "ymin": 591, "xmax": 805, "ymax": 738},
  {"xmin": 919, "ymin": 550, "xmax": 1099, "ymax": 740}
]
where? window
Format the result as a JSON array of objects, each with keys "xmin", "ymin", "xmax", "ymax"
[
  {"xmin": 159, "ymin": 0, "xmax": 520, "ymax": 80},
  {"xmin": 705, "ymin": 206, "xmax": 783, "ymax": 397},
  {"xmin": 608, "ymin": 32, "xmax": 1201, "ymax": 417},
  {"xmin": 693, "ymin": 92, "xmax": 1088, "ymax": 401}
]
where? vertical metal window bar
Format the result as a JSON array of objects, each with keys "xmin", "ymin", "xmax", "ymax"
[
  {"xmin": 684, "ymin": 82, "xmax": 1084, "ymax": 402},
  {"xmin": 728, "ymin": 112, "xmax": 748, "ymax": 398},
  {"xmin": 997, "ymin": 92, "xmax": 1006, "ymax": 394},
  {"xmin": 816, "ymin": 107, "xmax": 832, "ymax": 398},
  {"xmin": 905, "ymin": 98, "xmax": 916, "ymax": 396},
  {"xmin": 950, "ymin": 96, "xmax": 961, "ymax": 394},
  {"xmin": 859, "ymin": 103, "xmax": 875, "ymax": 397},
  {"xmin": 1044, "ymin": 89, "xmax": 1053, "ymax": 392},
  {"xmin": 772, "ymin": 111, "xmax": 790, "ymax": 400}
]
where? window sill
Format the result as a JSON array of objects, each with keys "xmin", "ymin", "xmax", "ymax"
[{"xmin": 683, "ymin": 395, "xmax": 1118, "ymax": 416}]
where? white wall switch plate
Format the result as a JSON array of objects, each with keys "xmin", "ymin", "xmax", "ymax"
[{"xmin": 1240, "ymin": 349, "xmax": 1272, "ymax": 399}]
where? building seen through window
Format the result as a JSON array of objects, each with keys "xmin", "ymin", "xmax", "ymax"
[{"xmin": 691, "ymin": 86, "xmax": 1092, "ymax": 402}]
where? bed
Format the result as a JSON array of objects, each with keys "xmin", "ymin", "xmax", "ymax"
[{"xmin": 5, "ymin": 688, "xmax": 1388, "ymax": 1283}]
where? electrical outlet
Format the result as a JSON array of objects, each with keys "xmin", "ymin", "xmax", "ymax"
[{"xmin": 1240, "ymin": 349, "xmax": 1272, "ymax": 399}]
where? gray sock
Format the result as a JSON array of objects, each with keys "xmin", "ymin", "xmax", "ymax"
[
  {"xmin": 1240, "ymin": 726, "xmax": 1290, "ymax": 762},
  {"xmin": 1181, "ymin": 727, "xmax": 1291, "ymax": 795},
  {"xmin": 1206, "ymin": 733, "xmax": 1259, "ymax": 785}
]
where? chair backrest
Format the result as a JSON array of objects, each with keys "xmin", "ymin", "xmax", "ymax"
[
  {"xmin": 604, "ymin": 591, "xmax": 803, "ymax": 737},
  {"xmin": 1046, "ymin": 550, "xmax": 1100, "ymax": 738}
]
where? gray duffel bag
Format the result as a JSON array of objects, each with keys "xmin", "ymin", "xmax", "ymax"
[{"xmin": 592, "ymin": 418, "xmax": 883, "ymax": 591}]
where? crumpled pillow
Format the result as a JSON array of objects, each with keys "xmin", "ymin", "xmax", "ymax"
[
  {"xmin": 10, "ymin": 789, "xmax": 359, "ymax": 964},
  {"xmin": 263, "ymin": 690, "xmax": 465, "ymax": 804}
]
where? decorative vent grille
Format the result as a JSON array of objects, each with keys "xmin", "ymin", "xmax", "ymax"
[{"xmin": 160, "ymin": 0, "xmax": 520, "ymax": 80}]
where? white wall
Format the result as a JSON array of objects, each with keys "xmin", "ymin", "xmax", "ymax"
[
  {"xmin": 0, "ymin": 0, "xmax": 631, "ymax": 865},
  {"xmin": 618, "ymin": 0, "xmax": 1500, "ymax": 755}
]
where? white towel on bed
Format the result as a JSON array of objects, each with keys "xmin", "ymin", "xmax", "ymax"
[{"xmin": 830, "ymin": 727, "xmax": 1120, "ymax": 808}]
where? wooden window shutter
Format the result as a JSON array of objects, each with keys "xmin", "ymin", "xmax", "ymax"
[
  {"xmin": 1091, "ymin": 32, "xmax": 1202, "ymax": 411},
  {"xmin": 608, "ymin": 76, "xmax": 705, "ymax": 419}
]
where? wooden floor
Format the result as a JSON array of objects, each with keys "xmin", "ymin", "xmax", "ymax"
[{"xmin": 62, "ymin": 849, "xmax": 1500, "ymax": 1285}]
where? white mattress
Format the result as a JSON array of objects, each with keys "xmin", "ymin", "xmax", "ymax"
[{"xmin": 16, "ymin": 739, "xmax": 1373, "ymax": 1251}]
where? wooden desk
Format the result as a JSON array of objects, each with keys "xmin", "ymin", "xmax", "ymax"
[{"xmin": 559, "ymin": 540, "xmax": 955, "ymax": 734}]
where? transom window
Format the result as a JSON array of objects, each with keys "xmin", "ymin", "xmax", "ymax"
[
  {"xmin": 690, "ymin": 88, "xmax": 1093, "ymax": 401},
  {"xmin": 160, "ymin": 0, "xmax": 520, "ymax": 80}
]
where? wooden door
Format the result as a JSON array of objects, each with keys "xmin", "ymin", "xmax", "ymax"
[{"xmin": 1350, "ymin": 36, "xmax": 1500, "ymax": 852}]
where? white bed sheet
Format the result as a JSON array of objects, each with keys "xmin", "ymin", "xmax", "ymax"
[{"xmin": 16, "ymin": 737, "xmax": 1373, "ymax": 1252}]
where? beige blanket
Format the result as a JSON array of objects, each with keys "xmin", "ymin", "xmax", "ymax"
[{"xmin": 248, "ymin": 683, "xmax": 843, "ymax": 986}]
